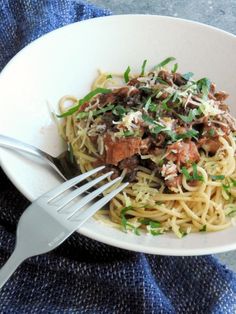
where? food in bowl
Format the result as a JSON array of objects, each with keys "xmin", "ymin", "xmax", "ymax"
[{"xmin": 57, "ymin": 57, "xmax": 236, "ymax": 238}]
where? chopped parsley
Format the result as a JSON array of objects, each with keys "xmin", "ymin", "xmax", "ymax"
[
  {"xmin": 140, "ymin": 59, "xmax": 147, "ymax": 76},
  {"xmin": 121, "ymin": 206, "xmax": 140, "ymax": 235},
  {"xmin": 211, "ymin": 175, "xmax": 225, "ymax": 181},
  {"xmin": 155, "ymin": 77, "xmax": 169, "ymax": 85},
  {"xmin": 176, "ymin": 129, "xmax": 199, "ymax": 140},
  {"xmin": 77, "ymin": 104, "xmax": 114, "ymax": 119},
  {"xmin": 178, "ymin": 108, "xmax": 201, "ymax": 123},
  {"xmin": 144, "ymin": 96, "xmax": 152, "ymax": 111},
  {"xmin": 57, "ymin": 88, "xmax": 111, "ymax": 118},
  {"xmin": 112, "ymin": 105, "xmax": 127, "ymax": 117},
  {"xmin": 182, "ymin": 72, "xmax": 194, "ymax": 81},
  {"xmin": 106, "ymin": 74, "xmax": 112, "ymax": 79},
  {"xmin": 139, "ymin": 218, "xmax": 161, "ymax": 228},
  {"xmin": 180, "ymin": 230, "xmax": 188, "ymax": 237},
  {"xmin": 200, "ymin": 225, "xmax": 207, "ymax": 232},
  {"xmin": 196, "ymin": 77, "xmax": 211, "ymax": 98},
  {"xmin": 227, "ymin": 208, "xmax": 236, "ymax": 217},
  {"xmin": 154, "ymin": 57, "xmax": 176, "ymax": 70},
  {"xmin": 209, "ymin": 129, "xmax": 215, "ymax": 137},
  {"xmin": 123, "ymin": 130, "xmax": 135, "ymax": 137},
  {"xmin": 192, "ymin": 163, "xmax": 204, "ymax": 181},
  {"xmin": 171, "ymin": 63, "xmax": 178, "ymax": 73},
  {"xmin": 181, "ymin": 164, "xmax": 204, "ymax": 182},
  {"xmin": 124, "ymin": 66, "xmax": 131, "ymax": 83}
]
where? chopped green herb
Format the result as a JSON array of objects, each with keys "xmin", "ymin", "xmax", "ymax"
[
  {"xmin": 150, "ymin": 229, "xmax": 163, "ymax": 236},
  {"xmin": 139, "ymin": 86, "xmax": 153, "ymax": 94},
  {"xmin": 140, "ymin": 59, "xmax": 147, "ymax": 76},
  {"xmin": 150, "ymin": 125, "xmax": 165, "ymax": 135},
  {"xmin": 211, "ymin": 175, "xmax": 225, "ymax": 181},
  {"xmin": 180, "ymin": 230, "xmax": 188, "ymax": 237},
  {"xmin": 178, "ymin": 108, "xmax": 200, "ymax": 123},
  {"xmin": 164, "ymin": 129, "xmax": 178, "ymax": 141},
  {"xmin": 106, "ymin": 74, "xmax": 112, "ymax": 79},
  {"xmin": 196, "ymin": 77, "xmax": 211, "ymax": 97},
  {"xmin": 76, "ymin": 111, "xmax": 89, "ymax": 119},
  {"xmin": 182, "ymin": 72, "xmax": 194, "ymax": 81},
  {"xmin": 154, "ymin": 57, "xmax": 176, "ymax": 70},
  {"xmin": 192, "ymin": 163, "xmax": 204, "ymax": 181},
  {"xmin": 57, "ymin": 88, "xmax": 112, "ymax": 118},
  {"xmin": 171, "ymin": 91, "xmax": 179, "ymax": 103},
  {"xmin": 149, "ymin": 103, "xmax": 158, "ymax": 112},
  {"xmin": 144, "ymin": 96, "xmax": 152, "ymax": 111},
  {"xmin": 200, "ymin": 225, "xmax": 207, "ymax": 232},
  {"xmin": 171, "ymin": 63, "xmax": 178, "ymax": 73},
  {"xmin": 209, "ymin": 129, "xmax": 215, "ymax": 137},
  {"xmin": 123, "ymin": 130, "xmax": 134, "ymax": 137},
  {"xmin": 112, "ymin": 105, "xmax": 127, "ymax": 117},
  {"xmin": 124, "ymin": 66, "xmax": 131, "ymax": 83},
  {"xmin": 142, "ymin": 114, "xmax": 156, "ymax": 125},
  {"xmin": 176, "ymin": 129, "xmax": 199, "ymax": 140},
  {"xmin": 155, "ymin": 77, "xmax": 170, "ymax": 85},
  {"xmin": 139, "ymin": 218, "xmax": 160, "ymax": 228},
  {"xmin": 149, "ymin": 221, "xmax": 161, "ymax": 228},
  {"xmin": 121, "ymin": 206, "xmax": 140, "ymax": 235},
  {"xmin": 227, "ymin": 209, "xmax": 236, "ymax": 217},
  {"xmin": 161, "ymin": 94, "xmax": 173, "ymax": 111},
  {"xmin": 77, "ymin": 104, "xmax": 115, "ymax": 119},
  {"xmin": 230, "ymin": 178, "xmax": 236, "ymax": 187},
  {"xmin": 181, "ymin": 167, "xmax": 192, "ymax": 180},
  {"xmin": 181, "ymin": 164, "xmax": 204, "ymax": 182},
  {"xmin": 222, "ymin": 183, "xmax": 230, "ymax": 192}
]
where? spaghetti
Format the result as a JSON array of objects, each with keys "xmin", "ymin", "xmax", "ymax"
[{"xmin": 57, "ymin": 58, "xmax": 236, "ymax": 238}]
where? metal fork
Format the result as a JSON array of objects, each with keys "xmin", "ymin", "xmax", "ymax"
[
  {"xmin": 0, "ymin": 134, "xmax": 81, "ymax": 180},
  {"xmin": 0, "ymin": 166, "xmax": 128, "ymax": 289}
]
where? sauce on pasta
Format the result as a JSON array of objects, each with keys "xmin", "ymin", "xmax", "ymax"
[{"xmin": 58, "ymin": 58, "xmax": 236, "ymax": 238}]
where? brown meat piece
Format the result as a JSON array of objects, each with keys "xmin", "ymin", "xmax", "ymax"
[
  {"xmin": 173, "ymin": 73, "xmax": 187, "ymax": 86},
  {"xmin": 158, "ymin": 70, "xmax": 173, "ymax": 85},
  {"xmin": 104, "ymin": 134, "xmax": 141, "ymax": 165},
  {"xmin": 98, "ymin": 93, "xmax": 116, "ymax": 106},
  {"xmin": 214, "ymin": 91, "xmax": 229, "ymax": 101},
  {"xmin": 198, "ymin": 137, "xmax": 221, "ymax": 154},
  {"xmin": 140, "ymin": 137, "xmax": 152, "ymax": 154},
  {"xmin": 128, "ymin": 78, "xmax": 140, "ymax": 87},
  {"xmin": 101, "ymin": 165, "xmax": 121, "ymax": 180},
  {"xmin": 165, "ymin": 175, "xmax": 182, "ymax": 190},
  {"xmin": 119, "ymin": 155, "xmax": 139, "ymax": 172},
  {"xmin": 166, "ymin": 141, "xmax": 200, "ymax": 165}
]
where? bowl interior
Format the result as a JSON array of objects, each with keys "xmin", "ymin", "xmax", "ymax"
[{"xmin": 1, "ymin": 15, "xmax": 236, "ymax": 255}]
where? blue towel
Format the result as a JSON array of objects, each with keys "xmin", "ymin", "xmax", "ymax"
[{"xmin": 0, "ymin": 1, "xmax": 236, "ymax": 313}]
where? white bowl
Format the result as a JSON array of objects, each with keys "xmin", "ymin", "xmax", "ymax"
[{"xmin": 1, "ymin": 15, "xmax": 236, "ymax": 256}]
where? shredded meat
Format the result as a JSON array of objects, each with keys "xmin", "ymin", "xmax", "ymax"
[
  {"xmin": 98, "ymin": 93, "xmax": 116, "ymax": 106},
  {"xmin": 119, "ymin": 155, "xmax": 139, "ymax": 172},
  {"xmin": 166, "ymin": 141, "xmax": 200, "ymax": 165},
  {"xmin": 140, "ymin": 137, "xmax": 152, "ymax": 154},
  {"xmin": 158, "ymin": 70, "xmax": 173, "ymax": 85},
  {"xmin": 198, "ymin": 137, "xmax": 221, "ymax": 154},
  {"xmin": 165, "ymin": 175, "xmax": 182, "ymax": 190},
  {"xmin": 104, "ymin": 134, "xmax": 141, "ymax": 165},
  {"xmin": 173, "ymin": 73, "xmax": 187, "ymax": 86},
  {"xmin": 214, "ymin": 91, "xmax": 229, "ymax": 101}
]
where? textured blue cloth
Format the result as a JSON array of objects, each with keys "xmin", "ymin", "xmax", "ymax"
[{"xmin": 0, "ymin": 1, "xmax": 236, "ymax": 313}]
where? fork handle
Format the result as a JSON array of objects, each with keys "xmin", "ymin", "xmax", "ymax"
[
  {"xmin": 0, "ymin": 247, "xmax": 26, "ymax": 289},
  {"xmin": 0, "ymin": 134, "xmax": 51, "ymax": 161}
]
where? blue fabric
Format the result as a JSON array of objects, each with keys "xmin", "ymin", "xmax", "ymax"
[{"xmin": 0, "ymin": 1, "xmax": 236, "ymax": 313}]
